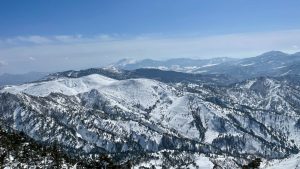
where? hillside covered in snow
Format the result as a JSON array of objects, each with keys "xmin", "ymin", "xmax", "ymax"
[{"xmin": 1, "ymin": 65, "xmax": 300, "ymax": 168}]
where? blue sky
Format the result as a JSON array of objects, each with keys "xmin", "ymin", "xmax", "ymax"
[{"xmin": 1, "ymin": 0, "xmax": 300, "ymax": 73}]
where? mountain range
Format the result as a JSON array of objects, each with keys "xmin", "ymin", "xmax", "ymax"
[
  {"xmin": 111, "ymin": 51, "xmax": 300, "ymax": 81},
  {"xmin": 0, "ymin": 51, "xmax": 300, "ymax": 168}
]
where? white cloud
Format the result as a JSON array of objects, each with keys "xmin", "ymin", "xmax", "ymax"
[
  {"xmin": 29, "ymin": 56, "xmax": 36, "ymax": 61},
  {"xmin": 0, "ymin": 60, "xmax": 7, "ymax": 67},
  {"xmin": 2, "ymin": 35, "xmax": 52, "ymax": 45},
  {"xmin": 96, "ymin": 34, "xmax": 115, "ymax": 41},
  {"xmin": 0, "ymin": 29, "xmax": 300, "ymax": 73},
  {"xmin": 1, "ymin": 34, "xmax": 120, "ymax": 47},
  {"xmin": 54, "ymin": 35, "xmax": 83, "ymax": 43}
]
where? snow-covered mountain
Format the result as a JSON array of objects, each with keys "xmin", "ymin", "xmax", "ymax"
[
  {"xmin": 193, "ymin": 51, "xmax": 300, "ymax": 80},
  {"xmin": 43, "ymin": 67, "xmax": 238, "ymax": 86},
  {"xmin": 1, "ymin": 68, "xmax": 300, "ymax": 168},
  {"xmin": 110, "ymin": 51, "xmax": 300, "ymax": 80},
  {"xmin": 109, "ymin": 57, "xmax": 236, "ymax": 73}
]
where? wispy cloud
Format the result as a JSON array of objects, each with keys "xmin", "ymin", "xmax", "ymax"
[
  {"xmin": 53, "ymin": 35, "xmax": 83, "ymax": 43},
  {"xmin": 5, "ymin": 35, "xmax": 53, "ymax": 45},
  {"xmin": 0, "ymin": 34, "xmax": 119, "ymax": 47},
  {"xmin": 1, "ymin": 29, "xmax": 300, "ymax": 74}
]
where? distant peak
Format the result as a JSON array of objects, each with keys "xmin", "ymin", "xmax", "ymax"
[
  {"xmin": 111, "ymin": 58, "xmax": 138, "ymax": 66},
  {"xmin": 259, "ymin": 51, "xmax": 288, "ymax": 57}
]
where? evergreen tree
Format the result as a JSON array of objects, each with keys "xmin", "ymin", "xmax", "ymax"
[
  {"xmin": 242, "ymin": 158, "xmax": 262, "ymax": 169},
  {"xmin": 51, "ymin": 140, "xmax": 62, "ymax": 169},
  {"xmin": 0, "ymin": 152, "xmax": 7, "ymax": 169}
]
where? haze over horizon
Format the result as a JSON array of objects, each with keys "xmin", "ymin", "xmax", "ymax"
[{"xmin": 1, "ymin": 0, "xmax": 300, "ymax": 74}]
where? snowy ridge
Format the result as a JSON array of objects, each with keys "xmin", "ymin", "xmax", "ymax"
[{"xmin": 1, "ymin": 74, "xmax": 117, "ymax": 97}]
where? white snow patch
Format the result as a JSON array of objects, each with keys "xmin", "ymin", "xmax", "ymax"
[
  {"xmin": 187, "ymin": 155, "xmax": 214, "ymax": 169},
  {"xmin": 240, "ymin": 63, "xmax": 254, "ymax": 66},
  {"xmin": 204, "ymin": 130, "xmax": 219, "ymax": 143},
  {"xmin": 243, "ymin": 80, "xmax": 256, "ymax": 89},
  {"xmin": 273, "ymin": 66, "xmax": 286, "ymax": 69},
  {"xmin": 281, "ymin": 70, "xmax": 292, "ymax": 76},
  {"xmin": 200, "ymin": 63, "xmax": 219, "ymax": 68}
]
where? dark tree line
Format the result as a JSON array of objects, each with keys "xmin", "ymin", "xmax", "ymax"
[{"xmin": 0, "ymin": 127, "xmax": 132, "ymax": 169}]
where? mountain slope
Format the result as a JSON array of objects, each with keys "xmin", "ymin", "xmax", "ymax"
[{"xmin": 1, "ymin": 72, "xmax": 300, "ymax": 168}]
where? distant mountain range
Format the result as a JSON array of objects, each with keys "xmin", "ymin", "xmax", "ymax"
[
  {"xmin": 0, "ymin": 72, "xmax": 47, "ymax": 86},
  {"xmin": 1, "ymin": 51, "xmax": 299, "ymax": 86},
  {"xmin": 111, "ymin": 57, "xmax": 235, "ymax": 72},
  {"xmin": 111, "ymin": 51, "xmax": 300, "ymax": 80}
]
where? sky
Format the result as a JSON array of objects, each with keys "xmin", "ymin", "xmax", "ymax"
[{"xmin": 1, "ymin": 0, "xmax": 300, "ymax": 74}]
